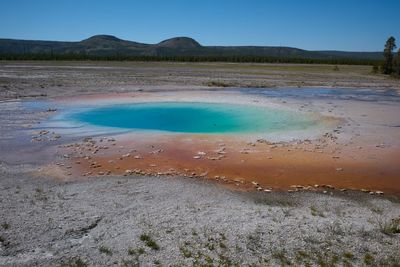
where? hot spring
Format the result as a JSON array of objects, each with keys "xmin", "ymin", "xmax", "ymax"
[{"xmin": 68, "ymin": 102, "xmax": 319, "ymax": 134}]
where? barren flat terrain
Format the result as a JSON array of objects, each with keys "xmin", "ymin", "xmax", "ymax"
[
  {"xmin": 0, "ymin": 61, "xmax": 399, "ymax": 266},
  {"xmin": 1, "ymin": 61, "xmax": 399, "ymax": 100}
]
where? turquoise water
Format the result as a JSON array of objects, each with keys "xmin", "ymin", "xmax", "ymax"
[{"xmin": 70, "ymin": 102, "xmax": 318, "ymax": 134}]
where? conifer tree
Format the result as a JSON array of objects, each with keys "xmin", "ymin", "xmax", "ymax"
[
  {"xmin": 382, "ymin": 36, "xmax": 396, "ymax": 74},
  {"xmin": 396, "ymin": 49, "xmax": 400, "ymax": 76}
]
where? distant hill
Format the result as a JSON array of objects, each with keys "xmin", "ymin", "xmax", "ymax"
[{"xmin": 0, "ymin": 35, "xmax": 383, "ymax": 63}]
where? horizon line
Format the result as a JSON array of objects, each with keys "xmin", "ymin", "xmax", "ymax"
[{"xmin": 0, "ymin": 34, "xmax": 385, "ymax": 53}]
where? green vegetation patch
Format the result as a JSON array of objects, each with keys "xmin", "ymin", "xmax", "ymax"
[
  {"xmin": 99, "ymin": 245, "xmax": 113, "ymax": 256},
  {"xmin": 140, "ymin": 233, "xmax": 160, "ymax": 250}
]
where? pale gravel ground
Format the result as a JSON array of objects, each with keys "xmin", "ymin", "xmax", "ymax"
[
  {"xmin": 0, "ymin": 164, "xmax": 399, "ymax": 267},
  {"xmin": 0, "ymin": 61, "xmax": 399, "ymax": 101},
  {"xmin": 0, "ymin": 61, "xmax": 400, "ymax": 266}
]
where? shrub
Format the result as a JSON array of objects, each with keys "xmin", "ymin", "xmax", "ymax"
[
  {"xmin": 99, "ymin": 245, "xmax": 113, "ymax": 255},
  {"xmin": 376, "ymin": 215, "xmax": 400, "ymax": 235},
  {"xmin": 140, "ymin": 234, "xmax": 160, "ymax": 250}
]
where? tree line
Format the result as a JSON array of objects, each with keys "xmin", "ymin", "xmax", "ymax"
[
  {"xmin": 379, "ymin": 36, "xmax": 400, "ymax": 76},
  {"xmin": 0, "ymin": 52, "xmax": 380, "ymax": 66}
]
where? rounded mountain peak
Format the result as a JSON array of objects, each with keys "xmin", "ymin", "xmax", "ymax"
[
  {"xmin": 82, "ymin": 35, "xmax": 123, "ymax": 42},
  {"xmin": 157, "ymin": 37, "xmax": 201, "ymax": 49}
]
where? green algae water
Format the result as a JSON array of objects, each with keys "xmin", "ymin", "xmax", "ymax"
[{"xmin": 71, "ymin": 102, "xmax": 318, "ymax": 134}]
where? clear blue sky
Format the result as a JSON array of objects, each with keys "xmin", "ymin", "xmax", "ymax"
[{"xmin": 1, "ymin": 0, "xmax": 399, "ymax": 51}]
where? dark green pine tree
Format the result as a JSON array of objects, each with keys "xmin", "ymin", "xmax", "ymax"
[
  {"xmin": 396, "ymin": 49, "xmax": 400, "ymax": 76},
  {"xmin": 382, "ymin": 36, "xmax": 396, "ymax": 74}
]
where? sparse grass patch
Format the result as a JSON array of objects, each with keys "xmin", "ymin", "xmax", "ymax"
[
  {"xmin": 120, "ymin": 258, "xmax": 140, "ymax": 267},
  {"xmin": 192, "ymin": 251, "xmax": 215, "ymax": 265},
  {"xmin": 282, "ymin": 207, "xmax": 293, "ymax": 217},
  {"xmin": 331, "ymin": 254, "xmax": 340, "ymax": 266},
  {"xmin": 343, "ymin": 251, "xmax": 355, "ymax": 260},
  {"xmin": 315, "ymin": 251, "xmax": 340, "ymax": 267},
  {"xmin": 253, "ymin": 193, "xmax": 297, "ymax": 207},
  {"xmin": 1, "ymin": 222, "xmax": 10, "ymax": 230},
  {"xmin": 35, "ymin": 187, "xmax": 43, "ymax": 193},
  {"xmin": 273, "ymin": 250, "xmax": 292, "ymax": 265},
  {"xmin": 219, "ymin": 240, "xmax": 227, "ymax": 249},
  {"xmin": 0, "ymin": 235, "xmax": 9, "ymax": 247},
  {"xmin": 370, "ymin": 207, "xmax": 383, "ymax": 214},
  {"xmin": 295, "ymin": 250, "xmax": 310, "ymax": 263},
  {"xmin": 128, "ymin": 248, "xmax": 135, "ymax": 256},
  {"xmin": 60, "ymin": 257, "xmax": 88, "ymax": 267},
  {"xmin": 99, "ymin": 245, "xmax": 113, "ymax": 256},
  {"xmin": 342, "ymin": 259, "xmax": 353, "ymax": 267},
  {"xmin": 217, "ymin": 253, "xmax": 234, "ymax": 266},
  {"xmin": 327, "ymin": 220, "xmax": 347, "ymax": 236},
  {"xmin": 34, "ymin": 187, "xmax": 48, "ymax": 201},
  {"xmin": 246, "ymin": 229, "xmax": 263, "ymax": 252},
  {"xmin": 310, "ymin": 205, "xmax": 325, "ymax": 217},
  {"xmin": 219, "ymin": 232, "xmax": 226, "ymax": 240},
  {"xmin": 180, "ymin": 246, "xmax": 192, "ymax": 258},
  {"xmin": 178, "ymin": 231, "xmax": 234, "ymax": 265},
  {"xmin": 140, "ymin": 233, "xmax": 159, "ymax": 250},
  {"xmin": 205, "ymin": 80, "xmax": 234, "ymax": 87},
  {"xmin": 364, "ymin": 253, "xmax": 375, "ymax": 265},
  {"xmin": 376, "ymin": 216, "xmax": 400, "ymax": 235},
  {"xmin": 378, "ymin": 254, "xmax": 400, "ymax": 266},
  {"xmin": 206, "ymin": 241, "xmax": 215, "ymax": 251},
  {"xmin": 310, "ymin": 206, "xmax": 318, "ymax": 216},
  {"xmin": 128, "ymin": 247, "xmax": 145, "ymax": 256}
]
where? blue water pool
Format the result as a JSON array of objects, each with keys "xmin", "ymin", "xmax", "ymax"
[{"xmin": 69, "ymin": 102, "xmax": 319, "ymax": 134}]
